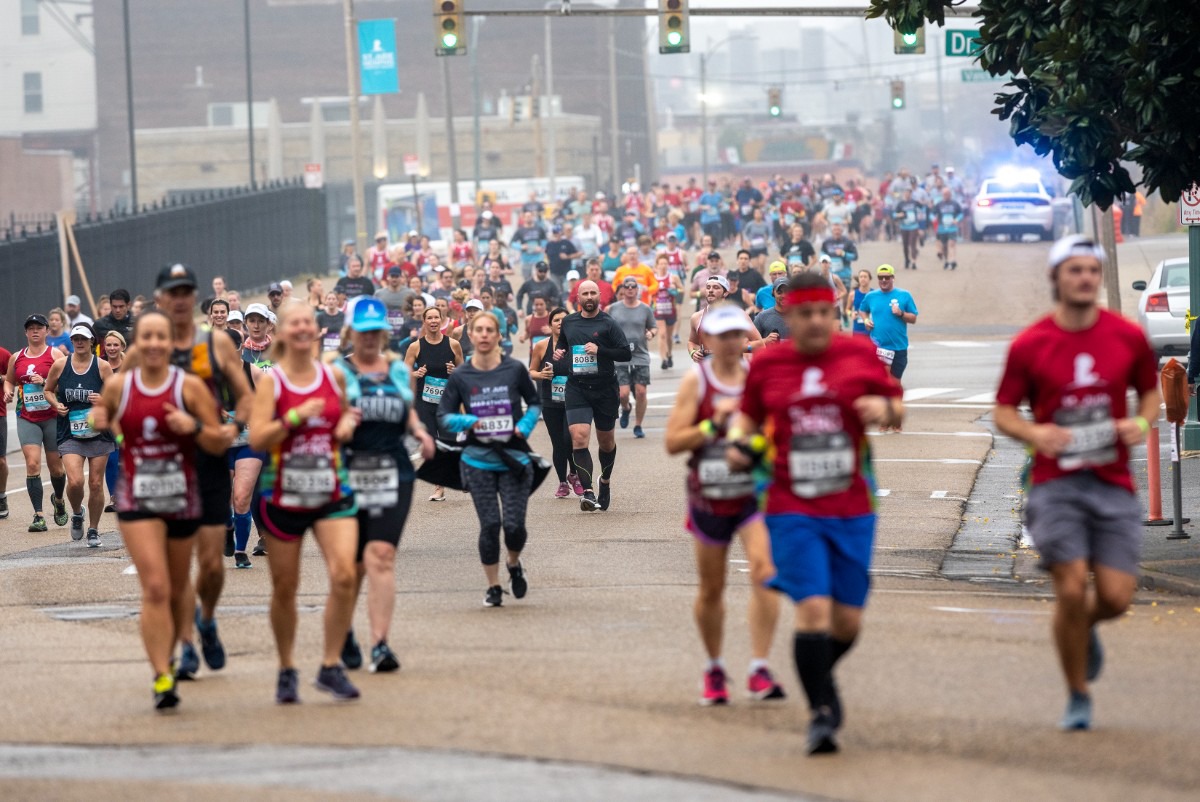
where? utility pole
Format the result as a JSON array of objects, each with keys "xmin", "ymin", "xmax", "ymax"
[
  {"xmin": 935, "ymin": 29, "xmax": 946, "ymax": 155},
  {"xmin": 441, "ymin": 56, "xmax": 463, "ymax": 230},
  {"xmin": 470, "ymin": 16, "xmax": 482, "ymax": 196},
  {"xmin": 243, "ymin": 0, "xmax": 256, "ymax": 189},
  {"xmin": 342, "ymin": 0, "xmax": 366, "ymax": 251},
  {"xmin": 544, "ymin": 14, "xmax": 556, "ymax": 200},
  {"xmin": 699, "ymin": 52, "xmax": 708, "ymax": 187},
  {"xmin": 121, "ymin": 0, "xmax": 138, "ymax": 211},
  {"xmin": 532, "ymin": 54, "xmax": 544, "ymax": 177},
  {"xmin": 607, "ymin": 15, "xmax": 620, "ymax": 192}
]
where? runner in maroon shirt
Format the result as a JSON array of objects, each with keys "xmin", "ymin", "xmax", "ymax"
[{"xmin": 994, "ymin": 235, "xmax": 1159, "ymax": 731}]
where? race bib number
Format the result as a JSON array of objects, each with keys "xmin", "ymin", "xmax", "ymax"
[
  {"xmin": 387, "ymin": 309, "xmax": 406, "ymax": 337},
  {"xmin": 788, "ymin": 432, "xmax": 855, "ymax": 498},
  {"xmin": 655, "ymin": 295, "xmax": 674, "ymax": 317},
  {"xmin": 470, "ymin": 391, "xmax": 513, "ymax": 442},
  {"xmin": 69, "ymin": 408, "xmax": 97, "ymax": 439},
  {"xmin": 1054, "ymin": 403, "xmax": 1117, "ymax": 471},
  {"xmin": 750, "ymin": 236, "xmax": 766, "ymax": 249},
  {"xmin": 571, "ymin": 345, "xmax": 598, "ymax": 375},
  {"xmin": 550, "ymin": 376, "xmax": 567, "ymax": 404},
  {"xmin": 278, "ymin": 453, "xmax": 337, "ymax": 509},
  {"xmin": 322, "ymin": 332, "xmax": 341, "ymax": 352},
  {"xmin": 696, "ymin": 444, "xmax": 755, "ymax": 501},
  {"xmin": 904, "ymin": 210, "xmax": 917, "ymax": 224},
  {"xmin": 421, "ymin": 376, "xmax": 447, "ymax": 405},
  {"xmin": 689, "ymin": 200, "xmax": 700, "ymax": 212},
  {"xmin": 133, "ymin": 457, "xmax": 188, "ymax": 515},
  {"xmin": 829, "ymin": 256, "xmax": 844, "ymax": 271},
  {"xmin": 941, "ymin": 213, "xmax": 957, "ymax": 227},
  {"xmin": 875, "ymin": 347, "xmax": 896, "ymax": 366},
  {"xmin": 22, "ymin": 384, "xmax": 49, "ymax": 412},
  {"xmin": 741, "ymin": 204, "xmax": 753, "ymax": 217},
  {"xmin": 348, "ymin": 453, "xmax": 399, "ymax": 510},
  {"xmin": 783, "ymin": 213, "xmax": 796, "ymax": 227}
]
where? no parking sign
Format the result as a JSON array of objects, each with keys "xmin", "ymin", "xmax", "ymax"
[{"xmin": 1181, "ymin": 185, "xmax": 1200, "ymax": 226}]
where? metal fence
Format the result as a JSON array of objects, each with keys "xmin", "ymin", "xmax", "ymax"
[{"xmin": 0, "ymin": 179, "xmax": 327, "ymax": 347}]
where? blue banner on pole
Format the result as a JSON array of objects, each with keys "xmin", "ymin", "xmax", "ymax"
[{"xmin": 358, "ymin": 19, "xmax": 399, "ymax": 95}]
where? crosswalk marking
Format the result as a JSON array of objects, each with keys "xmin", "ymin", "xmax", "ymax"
[
  {"xmin": 902, "ymin": 387, "xmax": 961, "ymax": 401},
  {"xmin": 931, "ymin": 340, "xmax": 995, "ymax": 348},
  {"xmin": 957, "ymin": 392, "xmax": 996, "ymax": 404}
]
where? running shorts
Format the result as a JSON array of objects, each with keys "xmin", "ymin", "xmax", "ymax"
[
  {"xmin": 565, "ymin": 379, "xmax": 619, "ymax": 430},
  {"xmin": 227, "ymin": 444, "xmax": 267, "ymax": 471},
  {"xmin": 764, "ymin": 513, "xmax": 876, "ymax": 607},
  {"xmin": 615, "ymin": 364, "xmax": 652, "ymax": 388},
  {"xmin": 59, "ymin": 437, "xmax": 115, "ymax": 459},
  {"xmin": 1025, "ymin": 472, "xmax": 1142, "ymax": 575},
  {"xmin": 197, "ymin": 450, "xmax": 234, "ymax": 526},
  {"xmin": 17, "ymin": 417, "xmax": 57, "ymax": 452},
  {"xmin": 686, "ymin": 498, "xmax": 762, "ymax": 547},
  {"xmin": 257, "ymin": 494, "xmax": 357, "ymax": 541},
  {"xmin": 117, "ymin": 513, "xmax": 201, "ymax": 540},
  {"xmin": 356, "ymin": 481, "xmax": 414, "ymax": 562}
]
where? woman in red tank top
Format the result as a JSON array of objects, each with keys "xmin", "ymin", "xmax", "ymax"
[
  {"xmin": 96, "ymin": 310, "xmax": 226, "ymax": 711},
  {"xmin": 249, "ymin": 302, "xmax": 362, "ymax": 704}
]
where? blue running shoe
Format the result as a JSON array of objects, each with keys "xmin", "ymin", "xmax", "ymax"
[
  {"xmin": 1086, "ymin": 627, "xmax": 1103, "ymax": 682},
  {"xmin": 195, "ymin": 608, "xmax": 226, "ymax": 671},
  {"xmin": 1060, "ymin": 691, "xmax": 1092, "ymax": 731},
  {"xmin": 175, "ymin": 642, "xmax": 200, "ymax": 680}
]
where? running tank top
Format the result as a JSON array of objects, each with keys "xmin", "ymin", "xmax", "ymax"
[
  {"xmin": 538, "ymin": 333, "xmax": 570, "ymax": 407},
  {"xmin": 653, "ymin": 272, "xmax": 676, "ymax": 317},
  {"xmin": 341, "ymin": 357, "xmax": 415, "ymax": 506},
  {"xmin": 115, "ymin": 367, "xmax": 201, "ymax": 519},
  {"xmin": 58, "ymin": 356, "xmax": 110, "ymax": 442},
  {"xmin": 415, "ymin": 336, "xmax": 454, "ymax": 407},
  {"xmin": 170, "ymin": 326, "xmax": 235, "ymax": 412},
  {"xmin": 687, "ymin": 359, "xmax": 755, "ymax": 512},
  {"xmin": 13, "ymin": 346, "xmax": 58, "ymax": 423},
  {"xmin": 258, "ymin": 362, "xmax": 350, "ymax": 510},
  {"xmin": 527, "ymin": 315, "xmax": 551, "ymax": 344}
]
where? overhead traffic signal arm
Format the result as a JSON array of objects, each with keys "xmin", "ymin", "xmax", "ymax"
[
  {"xmin": 658, "ymin": 0, "xmax": 690, "ymax": 54},
  {"xmin": 434, "ymin": 0, "xmax": 466, "ymax": 56}
]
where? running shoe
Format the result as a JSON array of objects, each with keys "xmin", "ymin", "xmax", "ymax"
[
  {"xmin": 234, "ymin": 551, "xmax": 252, "ymax": 569},
  {"xmin": 1060, "ymin": 691, "xmax": 1092, "ymax": 731},
  {"xmin": 508, "ymin": 562, "xmax": 528, "ymax": 599},
  {"xmin": 661, "ymin": 359, "xmax": 668, "ymax": 370},
  {"xmin": 667, "ymin": 356, "xmax": 674, "ymax": 368},
  {"xmin": 51, "ymin": 494, "xmax": 68, "ymax": 527},
  {"xmin": 747, "ymin": 667, "xmax": 786, "ymax": 701},
  {"xmin": 554, "ymin": 481, "xmax": 570, "ymax": 498},
  {"xmin": 314, "ymin": 664, "xmax": 360, "ymax": 701},
  {"xmin": 1086, "ymin": 627, "xmax": 1104, "ymax": 682},
  {"xmin": 175, "ymin": 642, "xmax": 200, "ymax": 680},
  {"xmin": 223, "ymin": 525, "xmax": 235, "ymax": 557},
  {"xmin": 252, "ymin": 537, "xmax": 267, "ymax": 556},
  {"xmin": 195, "ymin": 609, "xmax": 226, "ymax": 671},
  {"xmin": 633, "ymin": 425, "xmax": 645, "ymax": 439},
  {"xmin": 70, "ymin": 512, "xmax": 85, "ymax": 541},
  {"xmin": 153, "ymin": 672, "xmax": 179, "ymax": 711},
  {"xmin": 341, "ymin": 630, "xmax": 363, "ymax": 670},
  {"xmin": 276, "ymin": 667, "xmax": 300, "ymax": 704},
  {"xmin": 369, "ymin": 641, "xmax": 401, "ymax": 673},
  {"xmin": 28, "ymin": 515, "xmax": 47, "ymax": 533},
  {"xmin": 580, "ymin": 491, "xmax": 600, "ymax": 512},
  {"xmin": 484, "ymin": 585, "xmax": 504, "ymax": 607},
  {"xmin": 0, "ymin": 496, "xmax": 8, "ymax": 519},
  {"xmin": 619, "ymin": 405, "xmax": 631, "ymax": 429},
  {"xmin": 86, "ymin": 529, "xmax": 101, "ymax": 549},
  {"xmin": 568, "ymin": 473, "xmax": 584, "ymax": 496},
  {"xmin": 597, "ymin": 481, "xmax": 611, "ymax": 511},
  {"xmin": 700, "ymin": 666, "xmax": 729, "ymax": 706},
  {"xmin": 103, "ymin": 498, "xmax": 115, "ymax": 513},
  {"xmin": 806, "ymin": 709, "xmax": 839, "ymax": 755}
]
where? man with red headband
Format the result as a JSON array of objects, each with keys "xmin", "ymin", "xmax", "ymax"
[{"xmin": 727, "ymin": 271, "xmax": 903, "ymax": 756}]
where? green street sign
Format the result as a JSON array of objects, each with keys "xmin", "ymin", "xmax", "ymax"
[
  {"xmin": 946, "ymin": 29, "xmax": 982, "ymax": 57},
  {"xmin": 961, "ymin": 69, "xmax": 1008, "ymax": 83}
]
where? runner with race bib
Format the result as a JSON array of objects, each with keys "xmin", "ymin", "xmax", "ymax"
[
  {"xmin": 404, "ymin": 305, "xmax": 463, "ymax": 503},
  {"xmin": 530, "ymin": 307, "xmax": 581, "ymax": 499}
]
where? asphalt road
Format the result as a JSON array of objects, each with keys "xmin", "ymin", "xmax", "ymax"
[{"xmin": 1, "ymin": 235, "xmax": 1198, "ymax": 801}]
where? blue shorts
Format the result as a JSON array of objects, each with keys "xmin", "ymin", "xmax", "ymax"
[
  {"xmin": 765, "ymin": 513, "xmax": 876, "ymax": 607},
  {"xmin": 227, "ymin": 445, "xmax": 267, "ymax": 471}
]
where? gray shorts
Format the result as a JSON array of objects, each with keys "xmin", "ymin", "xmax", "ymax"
[
  {"xmin": 1025, "ymin": 472, "xmax": 1143, "ymax": 575},
  {"xmin": 59, "ymin": 437, "xmax": 115, "ymax": 459},
  {"xmin": 615, "ymin": 364, "xmax": 651, "ymax": 388},
  {"xmin": 17, "ymin": 417, "xmax": 58, "ymax": 453}
]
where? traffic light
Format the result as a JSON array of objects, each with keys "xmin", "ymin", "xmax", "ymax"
[
  {"xmin": 434, "ymin": 0, "xmax": 465, "ymax": 56},
  {"xmin": 767, "ymin": 87, "xmax": 782, "ymax": 118},
  {"xmin": 658, "ymin": 0, "xmax": 690, "ymax": 55},
  {"xmin": 893, "ymin": 26, "xmax": 925, "ymax": 55},
  {"xmin": 890, "ymin": 80, "xmax": 906, "ymax": 110}
]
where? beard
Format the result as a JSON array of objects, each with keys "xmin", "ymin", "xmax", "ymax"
[{"xmin": 581, "ymin": 298, "xmax": 599, "ymax": 314}]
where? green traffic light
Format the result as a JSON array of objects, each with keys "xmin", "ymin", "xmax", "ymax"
[
  {"xmin": 442, "ymin": 31, "xmax": 458, "ymax": 48},
  {"xmin": 666, "ymin": 31, "xmax": 682, "ymax": 47},
  {"xmin": 901, "ymin": 32, "xmax": 918, "ymax": 46},
  {"xmin": 892, "ymin": 97, "xmax": 903, "ymax": 108},
  {"xmin": 769, "ymin": 106, "xmax": 781, "ymax": 117}
]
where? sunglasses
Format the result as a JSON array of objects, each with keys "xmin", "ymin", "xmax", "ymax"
[{"xmin": 877, "ymin": 275, "xmax": 895, "ymax": 280}]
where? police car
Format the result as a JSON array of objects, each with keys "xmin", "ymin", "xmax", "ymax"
[{"xmin": 970, "ymin": 168, "xmax": 1055, "ymax": 242}]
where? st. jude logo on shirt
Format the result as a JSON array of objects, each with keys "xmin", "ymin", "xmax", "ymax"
[
  {"xmin": 1071, "ymin": 353, "xmax": 1102, "ymax": 388},
  {"xmin": 798, "ymin": 367, "xmax": 829, "ymax": 399}
]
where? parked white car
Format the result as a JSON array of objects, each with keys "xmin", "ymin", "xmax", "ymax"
[
  {"xmin": 970, "ymin": 169, "xmax": 1055, "ymax": 242},
  {"xmin": 1132, "ymin": 257, "xmax": 1190, "ymax": 358}
]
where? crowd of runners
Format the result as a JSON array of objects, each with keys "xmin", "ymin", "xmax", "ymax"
[{"xmin": 3, "ymin": 170, "xmax": 1153, "ymax": 757}]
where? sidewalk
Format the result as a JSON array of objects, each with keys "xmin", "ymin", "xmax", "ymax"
[{"xmin": 1132, "ymin": 427, "xmax": 1200, "ymax": 596}]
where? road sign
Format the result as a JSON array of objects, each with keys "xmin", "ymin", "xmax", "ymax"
[
  {"xmin": 303, "ymin": 163, "xmax": 323, "ymax": 189},
  {"xmin": 403, "ymin": 154, "xmax": 421, "ymax": 177},
  {"xmin": 946, "ymin": 29, "xmax": 981, "ymax": 57},
  {"xmin": 1181, "ymin": 185, "xmax": 1200, "ymax": 226},
  {"xmin": 960, "ymin": 69, "xmax": 1007, "ymax": 83}
]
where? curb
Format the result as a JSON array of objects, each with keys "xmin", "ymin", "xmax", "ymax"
[{"xmin": 1139, "ymin": 568, "xmax": 1200, "ymax": 598}]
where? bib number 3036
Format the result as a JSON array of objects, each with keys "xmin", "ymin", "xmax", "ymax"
[{"xmin": 788, "ymin": 432, "xmax": 855, "ymax": 498}]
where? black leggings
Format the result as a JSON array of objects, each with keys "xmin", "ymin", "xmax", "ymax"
[
  {"xmin": 462, "ymin": 464, "xmax": 533, "ymax": 566},
  {"xmin": 542, "ymin": 404, "xmax": 573, "ymax": 482}
]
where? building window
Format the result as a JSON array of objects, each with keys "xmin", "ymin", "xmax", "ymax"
[
  {"xmin": 24, "ymin": 72, "xmax": 43, "ymax": 114},
  {"xmin": 21, "ymin": 0, "xmax": 39, "ymax": 35}
]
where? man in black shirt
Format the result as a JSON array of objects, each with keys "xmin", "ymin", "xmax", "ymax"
[
  {"xmin": 544, "ymin": 226, "xmax": 581, "ymax": 289},
  {"xmin": 516, "ymin": 261, "xmax": 562, "ymax": 314},
  {"xmin": 728, "ymin": 249, "xmax": 767, "ymax": 298},
  {"xmin": 482, "ymin": 261, "xmax": 514, "ymax": 306},
  {"xmin": 556, "ymin": 280, "xmax": 631, "ymax": 512},
  {"xmin": 334, "ymin": 255, "xmax": 375, "ymax": 299},
  {"xmin": 92, "ymin": 288, "xmax": 135, "ymax": 344}
]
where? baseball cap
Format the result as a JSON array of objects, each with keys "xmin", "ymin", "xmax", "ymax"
[
  {"xmin": 342, "ymin": 238, "xmax": 355, "ymax": 247},
  {"xmin": 156, "ymin": 263, "xmax": 198, "ymax": 291},
  {"xmin": 706, "ymin": 275, "xmax": 730, "ymax": 292},
  {"xmin": 349, "ymin": 296, "xmax": 390, "ymax": 332},
  {"xmin": 65, "ymin": 294, "xmax": 81, "ymax": 306},
  {"xmin": 700, "ymin": 303, "xmax": 754, "ymax": 336},
  {"xmin": 768, "ymin": 261, "xmax": 787, "ymax": 275},
  {"xmin": 566, "ymin": 269, "xmax": 581, "ymax": 280},
  {"xmin": 407, "ymin": 230, "xmax": 419, "ymax": 238},
  {"xmin": 667, "ymin": 232, "xmax": 678, "ymax": 240},
  {"xmin": 24, "ymin": 314, "xmax": 49, "ymax": 328},
  {"xmin": 387, "ymin": 266, "xmax": 402, "ymax": 277},
  {"xmin": 375, "ymin": 230, "xmax": 388, "ymax": 241},
  {"xmin": 267, "ymin": 311, "xmax": 277, "ymax": 325},
  {"xmin": 464, "ymin": 299, "xmax": 484, "ymax": 311},
  {"xmin": 69, "ymin": 324, "xmax": 94, "ymax": 339},
  {"xmin": 227, "ymin": 310, "xmax": 244, "ymax": 323},
  {"xmin": 772, "ymin": 277, "xmax": 789, "ymax": 291},
  {"xmin": 706, "ymin": 251, "xmax": 722, "ymax": 261},
  {"xmin": 268, "ymin": 282, "xmax": 284, "ymax": 295},
  {"xmin": 1048, "ymin": 234, "xmax": 1106, "ymax": 269},
  {"xmin": 244, "ymin": 302, "xmax": 271, "ymax": 320},
  {"xmin": 876, "ymin": 264, "xmax": 896, "ymax": 276},
  {"xmin": 535, "ymin": 260, "xmax": 549, "ymax": 272},
  {"xmin": 819, "ymin": 254, "xmax": 832, "ymax": 263}
]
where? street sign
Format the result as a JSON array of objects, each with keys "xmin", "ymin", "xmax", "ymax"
[
  {"xmin": 946, "ymin": 29, "xmax": 982, "ymax": 57},
  {"xmin": 303, "ymin": 163, "xmax": 323, "ymax": 189},
  {"xmin": 403, "ymin": 154, "xmax": 421, "ymax": 177},
  {"xmin": 1180, "ymin": 185, "xmax": 1200, "ymax": 226},
  {"xmin": 961, "ymin": 69, "xmax": 1007, "ymax": 83}
]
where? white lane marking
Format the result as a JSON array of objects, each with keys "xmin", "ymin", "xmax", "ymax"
[
  {"xmin": 866, "ymin": 431, "xmax": 991, "ymax": 438},
  {"xmin": 931, "ymin": 341, "xmax": 994, "ymax": 348},
  {"xmin": 903, "ymin": 387, "xmax": 961, "ymax": 401},
  {"xmin": 875, "ymin": 489, "xmax": 891, "ymax": 496},
  {"xmin": 875, "ymin": 458, "xmax": 983, "ymax": 465},
  {"xmin": 122, "ymin": 564, "xmax": 138, "ymax": 575},
  {"xmin": 930, "ymin": 490, "xmax": 969, "ymax": 501},
  {"xmin": 931, "ymin": 606, "xmax": 1049, "ymax": 616},
  {"xmin": 957, "ymin": 392, "xmax": 996, "ymax": 404},
  {"xmin": 905, "ymin": 403, "xmax": 995, "ymax": 410},
  {"xmin": 5, "ymin": 480, "xmax": 53, "ymax": 496},
  {"xmin": 729, "ymin": 559, "xmax": 748, "ymax": 564}
]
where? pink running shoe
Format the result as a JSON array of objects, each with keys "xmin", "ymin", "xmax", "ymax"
[
  {"xmin": 568, "ymin": 473, "xmax": 584, "ymax": 496},
  {"xmin": 700, "ymin": 666, "xmax": 729, "ymax": 706},
  {"xmin": 747, "ymin": 666, "xmax": 786, "ymax": 701},
  {"xmin": 554, "ymin": 481, "xmax": 570, "ymax": 499}
]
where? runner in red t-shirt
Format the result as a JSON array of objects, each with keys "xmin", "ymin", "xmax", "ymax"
[
  {"xmin": 994, "ymin": 235, "xmax": 1159, "ymax": 732},
  {"xmin": 0, "ymin": 345, "xmax": 10, "ymax": 519},
  {"xmin": 728, "ymin": 271, "xmax": 903, "ymax": 755}
]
